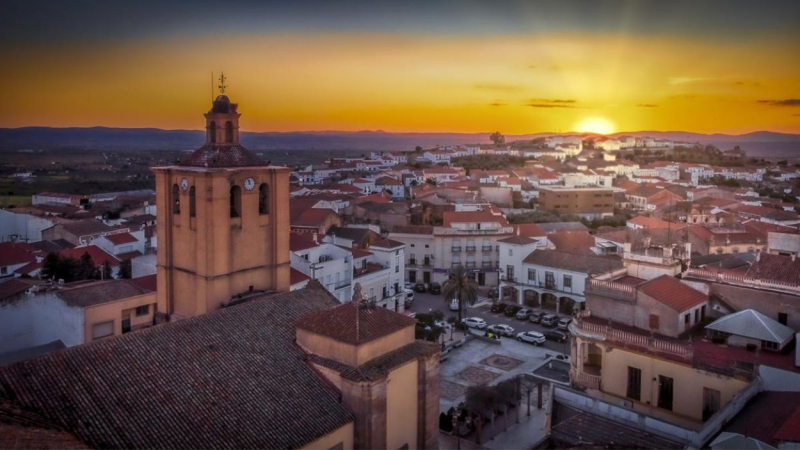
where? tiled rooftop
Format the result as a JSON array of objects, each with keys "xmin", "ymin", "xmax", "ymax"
[{"xmin": 296, "ymin": 301, "xmax": 416, "ymax": 345}]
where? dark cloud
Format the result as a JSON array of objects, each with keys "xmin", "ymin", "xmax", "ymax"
[
  {"xmin": 489, "ymin": 102, "xmax": 506, "ymax": 107},
  {"xmin": 529, "ymin": 99, "xmax": 575, "ymax": 103},
  {"xmin": 636, "ymin": 104, "xmax": 658, "ymax": 107},
  {"xmin": 758, "ymin": 99, "xmax": 800, "ymax": 106},
  {"xmin": 526, "ymin": 103, "xmax": 573, "ymax": 108}
]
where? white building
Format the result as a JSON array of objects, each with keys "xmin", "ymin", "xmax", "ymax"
[{"xmin": 0, "ymin": 209, "xmax": 56, "ymax": 243}]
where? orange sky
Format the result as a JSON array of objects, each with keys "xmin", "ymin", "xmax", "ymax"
[{"xmin": 2, "ymin": 32, "xmax": 799, "ymax": 134}]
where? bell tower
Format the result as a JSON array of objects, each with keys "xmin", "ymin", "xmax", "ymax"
[{"xmin": 152, "ymin": 93, "xmax": 290, "ymax": 320}]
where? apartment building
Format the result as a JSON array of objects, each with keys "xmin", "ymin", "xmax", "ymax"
[
  {"xmin": 390, "ymin": 208, "xmax": 514, "ymax": 287},
  {"xmin": 538, "ymin": 186, "xmax": 615, "ymax": 218}
]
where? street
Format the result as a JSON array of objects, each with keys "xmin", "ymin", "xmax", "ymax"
[{"xmin": 408, "ymin": 290, "xmax": 571, "ymax": 355}]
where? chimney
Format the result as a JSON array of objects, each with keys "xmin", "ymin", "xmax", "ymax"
[
  {"xmin": 756, "ymin": 250, "xmax": 761, "ymax": 262},
  {"xmin": 312, "ymin": 231, "xmax": 318, "ymax": 244}
]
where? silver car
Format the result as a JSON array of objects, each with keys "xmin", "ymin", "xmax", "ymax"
[{"xmin": 516, "ymin": 331, "xmax": 546, "ymax": 345}]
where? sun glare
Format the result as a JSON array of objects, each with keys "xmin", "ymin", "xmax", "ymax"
[{"xmin": 574, "ymin": 117, "xmax": 615, "ymax": 135}]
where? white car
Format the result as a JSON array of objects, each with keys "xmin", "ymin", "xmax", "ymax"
[
  {"xmin": 434, "ymin": 320, "xmax": 452, "ymax": 330},
  {"xmin": 516, "ymin": 331, "xmax": 546, "ymax": 345},
  {"xmin": 463, "ymin": 317, "xmax": 487, "ymax": 329},
  {"xmin": 404, "ymin": 281, "xmax": 413, "ymax": 290},
  {"xmin": 402, "ymin": 289, "xmax": 415, "ymax": 302},
  {"xmin": 449, "ymin": 298, "xmax": 460, "ymax": 311},
  {"xmin": 487, "ymin": 324, "xmax": 515, "ymax": 337}
]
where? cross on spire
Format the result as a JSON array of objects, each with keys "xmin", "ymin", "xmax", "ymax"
[{"xmin": 218, "ymin": 72, "xmax": 227, "ymax": 94}]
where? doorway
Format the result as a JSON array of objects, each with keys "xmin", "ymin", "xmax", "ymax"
[
  {"xmin": 658, "ymin": 375, "xmax": 674, "ymax": 411},
  {"xmin": 478, "ymin": 272, "xmax": 486, "ymax": 286},
  {"xmin": 409, "ymin": 271, "xmax": 416, "ymax": 283},
  {"xmin": 423, "ymin": 271, "xmax": 431, "ymax": 284}
]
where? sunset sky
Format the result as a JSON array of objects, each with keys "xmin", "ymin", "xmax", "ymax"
[{"xmin": 2, "ymin": 1, "xmax": 799, "ymax": 134}]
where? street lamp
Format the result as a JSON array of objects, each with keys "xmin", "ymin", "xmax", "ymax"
[{"xmin": 451, "ymin": 407, "xmax": 462, "ymax": 450}]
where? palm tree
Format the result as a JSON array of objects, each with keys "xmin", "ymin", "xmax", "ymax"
[{"xmin": 442, "ymin": 265, "xmax": 479, "ymax": 323}]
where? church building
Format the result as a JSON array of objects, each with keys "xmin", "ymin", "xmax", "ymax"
[{"xmin": 0, "ymin": 91, "xmax": 439, "ymax": 450}]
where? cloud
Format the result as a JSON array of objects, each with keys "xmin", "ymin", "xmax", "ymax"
[
  {"xmin": 732, "ymin": 81, "xmax": 762, "ymax": 88},
  {"xmin": 525, "ymin": 98, "xmax": 576, "ymax": 108},
  {"xmin": 475, "ymin": 83, "xmax": 523, "ymax": 92},
  {"xmin": 489, "ymin": 102, "xmax": 506, "ymax": 107},
  {"xmin": 636, "ymin": 103, "xmax": 658, "ymax": 107},
  {"xmin": 758, "ymin": 99, "xmax": 800, "ymax": 107},
  {"xmin": 668, "ymin": 77, "xmax": 712, "ymax": 85}
]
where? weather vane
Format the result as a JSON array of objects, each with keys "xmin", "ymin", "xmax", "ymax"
[{"xmin": 218, "ymin": 72, "xmax": 227, "ymax": 94}]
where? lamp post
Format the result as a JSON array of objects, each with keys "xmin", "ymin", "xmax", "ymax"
[{"xmin": 451, "ymin": 408, "xmax": 461, "ymax": 450}]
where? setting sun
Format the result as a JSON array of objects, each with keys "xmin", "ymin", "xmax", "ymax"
[{"xmin": 574, "ymin": 117, "xmax": 616, "ymax": 135}]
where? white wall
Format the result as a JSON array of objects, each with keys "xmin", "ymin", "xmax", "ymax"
[
  {"xmin": 0, "ymin": 209, "xmax": 55, "ymax": 243},
  {"xmin": 0, "ymin": 292, "xmax": 84, "ymax": 353}
]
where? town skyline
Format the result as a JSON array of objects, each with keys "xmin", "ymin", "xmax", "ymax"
[{"xmin": 2, "ymin": 1, "xmax": 799, "ymax": 134}]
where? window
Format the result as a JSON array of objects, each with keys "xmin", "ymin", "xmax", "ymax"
[
  {"xmin": 225, "ymin": 121, "xmax": 234, "ymax": 143},
  {"xmin": 778, "ymin": 312, "xmax": 788, "ymax": 326},
  {"xmin": 649, "ymin": 314, "xmax": 660, "ymax": 329},
  {"xmin": 626, "ymin": 367, "xmax": 641, "ymax": 401},
  {"xmin": 762, "ymin": 340, "xmax": 780, "ymax": 350},
  {"xmin": 702, "ymin": 388, "xmax": 721, "ymax": 421},
  {"xmin": 684, "ymin": 313, "xmax": 690, "ymax": 324},
  {"xmin": 189, "ymin": 186, "xmax": 196, "ymax": 217},
  {"xmin": 259, "ymin": 183, "xmax": 269, "ymax": 215},
  {"xmin": 563, "ymin": 275, "xmax": 572, "ymax": 289},
  {"xmin": 230, "ymin": 185, "xmax": 242, "ymax": 218},
  {"xmin": 208, "ymin": 121, "xmax": 216, "ymax": 143},
  {"xmin": 694, "ymin": 309, "xmax": 699, "ymax": 323},
  {"xmin": 0, "ymin": 267, "xmax": 6, "ymax": 275},
  {"xmin": 172, "ymin": 184, "xmax": 180, "ymax": 214},
  {"xmin": 528, "ymin": 269, "xmax": 535, "ymax": 281},
  {"xmin": 135, "ymin": 305, "xmax": 149, "ymax": 316},
  {"xmin": 92, "ymin": 321, "xmax": 114, "ymax": 340}
]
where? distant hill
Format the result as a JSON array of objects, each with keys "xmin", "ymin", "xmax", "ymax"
[{"xmin": 0, "ymin": 126, "xmax": 798, "ymax": 157}]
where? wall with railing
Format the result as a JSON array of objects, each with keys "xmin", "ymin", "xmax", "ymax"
[
  {"xmin": 572, "ymin": 317, "xmax": 692, "ymax": 358},
  {"xmin": 685, "ymin": 267, "xmax": 800, "ymax": 295}
]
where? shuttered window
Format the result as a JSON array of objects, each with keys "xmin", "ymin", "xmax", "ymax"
[
  {"xmin": 92, "ymin": 321, "xmax": 114, "ymax": 340},
  {"xmin": 626, "ymin": 366, "xmax": 641, "ymax": 401}
]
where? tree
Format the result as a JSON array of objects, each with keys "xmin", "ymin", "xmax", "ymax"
[
  {"xmin": 489, "ymin": 132, "xmax": 505, "ymax": 145},
  {"xmin": 442, "ymin": 265, "xmax": 479, "ymax": 324},
  {"xmin": 41, "ymin": 253, "xmax": 62, "ymax": 280},
  {"xmin": 118, "ymin": 258, "xmax": 132, "ymax": 279},
  {"xmin": 77, "ymin": 252, "xmax": 97, "ymax": 280},
  {"xmin": 415, "ymin": 145, "xmax": 423, "ymax": 153},
  {"xmin": 100, "ymin": 261, "xmax": 113, "ymax": 280}
]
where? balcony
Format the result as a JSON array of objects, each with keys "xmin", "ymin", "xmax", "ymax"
[
  {"xmin": 570, "ymin": 368, "xmax": 601, "ymax": 390},
  {"xmin": 451, "ymin": 246, "xmax": 462, "ymax": 253},
  {"xmin": 466, "ymin": 262, "xmax": 476, "ymax": 268},
  {"xmin": 482, "ymin": 245, "xmax": 493, "ymax": 252},
  {"xmin": 423, "ymin": 259, "xmax": 431, "ymax": 267},
  {"xmin": 586, "ymin": 279, "xmax": 636, "ymax": 302},
  {"xmin": 481, "ymin": 261, "xmax": 493, "ymax": 268},
  {"xmin": 407, "ymin": 259, "xmax": 417, "ymax": 267},
  {"xmin": 571, "ymin": 314, "xmax": 693, "ymax": 360},
  {"xmin": 466, "ymin": 246, "xmax": 476, "ymax": 252}
]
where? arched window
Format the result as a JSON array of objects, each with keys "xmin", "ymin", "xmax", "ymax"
[
  {"xmin": 209, "ymin": 121, "xmax": 216, "ymax": 143},
  {"xmin": 172, "ymin": 184, "xmax": 180, "ymax": 214},
  {"xmin": 189, "ymin": 186, "xmax": 196, "ymax": 217},
  {"xmin": 230, "ymin": 185, "xmax": 242, "ymax": 218},
  {"xmin": 225, "ymin": 121, "xmax": 233, "ymax": 143},
  {"xmin": 258, "ymin": 183, "xmax": 269, "ymax": 215}
]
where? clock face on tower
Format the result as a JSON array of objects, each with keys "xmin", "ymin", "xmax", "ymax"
[
  {"xmin": 180, "ymin": 178, "xmax": 189, "ymax": 191},
  {"xmin": 243, "ymin": 177, "xmax": 256, "ymax": 191}
]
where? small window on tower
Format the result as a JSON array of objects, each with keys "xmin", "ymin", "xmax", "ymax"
[
  {"xmin": 225, "ymin": 121, "xmax": 234, "ymax": 143},
  {"xmin": 172, "ymin": 184, "xmax": 180, "ymax": 214},
  {"xmin": 259, "ymin": 183, "xmax": 269, "ymax": 215},
  {"xmin": 209, "ymin": 121, "xmax": 216, "ymax": 143},
  {"xmin": 230, "ymin": 186, "xmax": 242, "ymax": 218},
  {"xmin": 189, "ymin": 186, "xmax": 196, "ymax": 217}
]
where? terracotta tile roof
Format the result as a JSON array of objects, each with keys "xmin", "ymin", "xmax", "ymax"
[
  {"xmin": 130, "ymin": 274, "xmax": 157, "ymax": 292},
  {"xmin": 0, "ymin": 288, "xmax": 354, "ymax": 449},
  {"xmin": 178, "ymin": 144, "xmax": 268, "ymax": 168},
  {"xmin": 391, "ymin": 225, "xmax": 434, "ymax": 235},
  {"xmin": 57, "ymin": 246, "xmax": 120, "ymax": 267},
  {"xmin": 58, "ymin": 220, "xmax": 113, "ymax": 237},
  {"xmin": 443, "ymin": 210, "xmax": 509, "ymax": 228},
  {"xmin": 290, "ymin": 208, "xmax": 339, "ymax": 228},
  {"xmin": 523, "ymin": 250, "xmax": 623, "ymax": 275},
  {"xmin": 14, "ymin": 261, "xmax": 42, "ymax": 276},
  {"xmin": 290, "ymin": 268, "xmax": 310, "ymax": 285},
  {"xmin": 0, "ymin": 280, "xmax": 33, "ymax": 302},
  {"xmin": 56, "ymin": 279, "xmax": 152, "ymax": 307},
  {"xmin": 290, "ymin": 232, "xmax": 319, "ymax": 252},
  {"xmin": 0, "ymin": 399, "xmax": 88, "ymax": 449},
  {"xmin": 296, "ymin": 301, "xmax": 416, "ymax": 345},
  {"xmin": 745, "ymin": 253, "xmax": 800, "ymax": 285},
  {"xmin": 637, "ymin": 275, "xmax": 707, "ymax": 312},
  {"xmin": 774, "ymin": 407, "xmax": 800, "ymax": 443},
  {"xmin": 498, "ymin": 235, "xmax": 535, "ymax": 245},
  {"xmin": 514, "ymin": 223, "xmax": 547, "ymax": 238},
  {"xmin": 371, "ymin": 238, "xmax": 404, "ymax": 249},
  {"xmin": 628, "ymin": 216, "xmax": 685, "ymax": 229},
  {"xmin": 722, "ymin": 392, "xmax": 800, "ymax": 447},
  {"xmin": 548, "ymin": 231, "xmax": 596, "ymax": 255},
  {"xmin": 0, "ymin": 243, "xmax": 37, "ymax": 267},
  {"xmin": 309, "ymin": 341, "xmax": 439, "ymax": 382},
  {"xmin": 103, "ymin": 233, "xmax": 138, "ymax": 245}
]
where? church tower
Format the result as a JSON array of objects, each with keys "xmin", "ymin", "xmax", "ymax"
[{"xmin": 152, "ymin": 93, "xmax": 290, "ymax": 320}]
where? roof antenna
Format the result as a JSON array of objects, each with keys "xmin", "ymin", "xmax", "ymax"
[{"xmin": 211, "ymin": 72, "xmax": 214, "ymax": 102}]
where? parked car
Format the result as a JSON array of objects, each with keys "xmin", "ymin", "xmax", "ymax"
[
  {"xmin": 504, "ymin": 305, "xmax": 523, "ymax": 317},
  {"xmin": 543, "ymin": 330, "xmax": 568, "ymax": 343},
  {"xmin": 402, "ymin": 289, "xmax": 415, "ymax": 301},
  {"xmin": 449, "ymin": 298, "xmax": 460, "ymax": 311},
  {"xmin": 434, "ymin": 320, "xmax": 452, "ymax": 330},
  {"xmin": 515, "ymin": 308, "xmax": 532, "ymax": 320},
  {"xmin": 429, "ymin": 282, "xmax": 441, "ymax": 294},
  {"xmin": 529, "ymin": 311, "xmax": 546, "ymax": 323},
  {"xmin": 463, "ymin": 317, "xmax": 487, "ymax": 329},
  {"xmin": 516, "ymin": 331, "xmax": 546, "ymax": 345},
  {"xmin": 413, "ymin": 282, "xmax": 427, "ymax": 293},
  {"xmin": 404, "ymin": 281, "xmax": 413, "ymax": 290},
  {"xmin": 487, "ymin": 324, "xmax": 515, "ymax": 337},
  {"xmin": 490, "ymin": 303, "xmax": 509, "ymax": 314},
  {"xmin": 557, "ymin": 317, "xmax": 572, "ymax": 330},
  {"xmin": 541, "ymin": 314, "xmax": 559, "ymax": 327}
]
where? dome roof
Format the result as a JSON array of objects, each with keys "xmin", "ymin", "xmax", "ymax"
[{"xmin": 210, "ymin": 95, "xmax": 238, "ymax": 114}]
